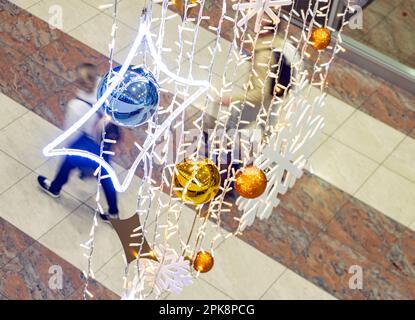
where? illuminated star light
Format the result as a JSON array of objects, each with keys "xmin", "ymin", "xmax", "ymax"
[
  {"xmin": 233, "ymin": 0, "xmax": 293, "ymax": 32},
  {"xmin": 43, "ymin": 10, "xmax": 210, "ymax": 193}
]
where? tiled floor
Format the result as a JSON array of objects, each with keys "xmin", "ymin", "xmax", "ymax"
[
  {"xmin": 1, "ymin": 0, "xmax": 415, "ymax": 300},
  {"xmin": 344, "ymin": 0, "xmax": 415, "ymax": 69}
]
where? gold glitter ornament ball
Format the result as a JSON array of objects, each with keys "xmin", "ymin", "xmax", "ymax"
[
  {"xmin": 174, "ymin": 159, "xmax": 221, "ymax": 205},
  {"xmin": 193, "ymin": 251, "xmax": 214, "ymax": 273},
  {"xmin": 234, "ymin": 166, "xmax": 267, "ymax": 199},
  {"xmin": 310, "ymin": 27, "xmax": 331, "ymax": 50}
]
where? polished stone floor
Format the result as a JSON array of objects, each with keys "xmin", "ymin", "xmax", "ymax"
[{"xmin": 1, "ymin": 0, "xmax": 415, "ymax": 300}]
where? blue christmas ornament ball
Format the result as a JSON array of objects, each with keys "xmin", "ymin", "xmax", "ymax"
[{"xmin": 98, "ymin": 65, "xmax": 160, "ymax": 127}]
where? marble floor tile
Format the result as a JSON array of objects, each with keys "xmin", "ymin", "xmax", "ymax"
[
  {"xmin": 326, "ymin": 197, "xmax": 415, "ymax": 280},
  {"xmin": 355, "ymin": 166, "xmax": 415, "ymax": 227},
  {"xmin": 39, "ymin": 204, "xmax": 122, "ymax": 272},
  {"xmin": 32, "ymin": 32, "xmax": 109, "ymax": 83},
  {"xmin": 67, "ymin": 278, "xmax": 119, "ymax": 300},
  {"xmin": 309, "ymin": 137, "xmax": 378, "ymax": 195},
  {"xmin": 361, "ymin": 15, "xmax": 415, "ymax": 66},
  {"xmin": 333, "ymin": 110, "xmax": 406, "ymax": 163},
  {"xmin": 201, "ymin": 236, "xmax": 286, "ymax": 299},
  {"xmin": 278, "ymin": 171, "xmax": 351, "ymax": 232},
  {"xmin": 0, "ymin": 217, "xmax": 34, "ymax": 268},
  {"xmin": 384, "ymin": 136, "xmax": 415, "ymax": 184},
  {"xmin": 293, "ymin": 232, "xmax": 415, "ymax": 300},
  {"xmin": 0, "ymin": 150, "xmax": 31, "ymax": 195},
  {"xmin": 94, "ymin": 250, "xmax": 128, "ymax": 296},
  {"xmin": 0, "ymin": 0, "xmax": 60, "ymax": 58},
  {"xmin": 320, "ymin": 94, "xmax": 357, "ymax": 136},
  {"xmin": 325, "ymin": 58, "xmax": 382, "ymax": 108},
  {"xmin": 69, "ymin": 13, "xmax": 136, "ymax": 56},
  {"xmin": 168, "ymin": 278, "xmax": 231, "ymax": 300},
  {"xmin": 0, "ymin": 172, "xmax": 81, "ymax": 240},
  {"xmin": 0, "ymin": 93, "xmax": 28, "ymax": 130},
  {"xmin": 28, "ymin": 0, "xmax": 100, "ymax": 33},
  {"xmin": 0, "ymin": 242, "xmax": 84, "ymax": 299},
  {"xmin": 2, "ymin": 56, "xmax": 69, "ymax": 111},
  {"xmin": 8, "ymin": 0, "xmax": 41, "ymax": 9},
  {"xmin": 360, "ymin": 83, "xmax": 415, "ymax": 136},
  {"xmin": 261, "ymin": 269, "xmax": 336, "ymax": 300},
  {"xmin": 0, "ymin": 111, "xmax": 62, "ymax": 169}
]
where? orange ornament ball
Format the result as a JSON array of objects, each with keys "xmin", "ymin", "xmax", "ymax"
[
  {"xmin": 310, "ymin": 27, "xmax": 331, "ymax": 50},
  {"xmin": 234, "ymin": 166, "xmax": 267, "ymax": 199},
  {"xmin": 193, "ymin": 251, "xmax": 214, "ymax": 273}
]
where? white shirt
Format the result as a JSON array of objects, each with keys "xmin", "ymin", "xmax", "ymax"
[{"xmin": 64, "ymin": 81, "xmax": 101, "ymax": 144}]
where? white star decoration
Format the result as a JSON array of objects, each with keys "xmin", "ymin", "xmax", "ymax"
[
  {"xmin": 42, "ymin": 11, "xmax": 209, "ymax": 193},
  {"xmin": 233, "ymin": 0, "xmax": 293, "ymax": 32},
  {"xmin": 236, "ymin": 77, "xmax": 326, "ymax": 231}
]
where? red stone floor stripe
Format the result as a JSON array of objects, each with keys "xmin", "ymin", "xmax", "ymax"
[
  {"xmin": 1, "ymin": 0, "xmax": 415, "ymax": 299},
  {"xmin": 0, "ymin": 217, "xmax": 118, "ymax": 300}
]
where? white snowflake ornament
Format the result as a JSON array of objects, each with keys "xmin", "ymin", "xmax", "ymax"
[{"xmin": 145, "ymin": 245, "xmax": 193, "ymax": 296}]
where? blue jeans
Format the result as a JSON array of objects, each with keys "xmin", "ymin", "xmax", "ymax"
[{"xmin": 50, "ymin": 134, "xmax": 119, "ymax": 215}]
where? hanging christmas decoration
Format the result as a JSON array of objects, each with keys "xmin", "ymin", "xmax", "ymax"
[
  {"xmin": 40, "ymin": 0, "xmax": 352, "ymax": 300},
  {"xmin": 310, "ymin": 27, "xmax": 331, "ymax": 50},
  {"xmin": 174, "ymin": 159, "xmax": 221, "ymax": 205},
  {"xmin": 109, "ymin": 214, "xmax": 158, "ymax": 264},
  {"xmin": 233, "ymin": 0, "xmax": 293, "ymax": 33},
  {"xmin": 234, "ymin": 166, "xmax": 267, "ymax": 199},
  {"xmin": 193, "ymin": 251, "xmax": 214, "ymax": 273},
  {"xmin": 236, "ymin": 77, "xmax": 326, "ymax": 231},
  {"xmin": 97, "ymin": 65, "xmax": 160, "ymax": 128}
]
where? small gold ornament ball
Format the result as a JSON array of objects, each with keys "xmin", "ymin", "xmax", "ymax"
[
  {"xmin": 193, "ymin": 251, "xmax": 214, "ymax": 273},
  {"xmin": 174, "ymin": 159, "xmax": 221, "ymax": 205},
  {"xmin": 310, "ymin": 27, "xmax": 331, "ymax": 50},
  {"xmin": 234, "ymin": 166, "xmax": 267, "ymax": 199}
]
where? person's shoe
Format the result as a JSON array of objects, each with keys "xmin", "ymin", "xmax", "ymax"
[
  {"xmin": 37, "ymin": 176, "xmax": 60, "ymax": 198},
  {"xmin": 99, "ymin": 212, "xmax": 119, "ymax": 224}
]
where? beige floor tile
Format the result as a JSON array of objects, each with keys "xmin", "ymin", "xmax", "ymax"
[
  {"xmin": 355, "ymin": 166, "xmax": 415, "ymax": 226},
  {"xmin": 333, "ymin": 111, "xmax": 405, "ymax": 163},
  {"xmin": 8, "ymin": 0, "xmax": 40, "ymax": 9},
  {"xmin": 0, "ymin": 93, "xmax": 28, "ymax": 130},
  {"xmin": 28, "ymin": 0, "xmax": 100, "ymax": 33},
  {"xmin": 0, "ymin": 112, "xmax": 62, "ymax": 170},
  {"xmin": 110, "ymin": 0, "xmax": 161, "ymax": 30},
  {"xmin": 169, "ymin": 278, "xmax": 231, "ymax": 300},
  {"xmin": 384, "ymin": 136, "xmax": 415, "ymax": 184},
  {"xmin": 410, "ymin": 220, "xmax": 415, "ymax": 232},
  {"xmin": 69, "ymin": 13, "xmax": 136, "ymax": 56},
  {"xmin": 304, "ymin": 86, "xmax": 357, "ymax": 136},
  {"xmin": 309, "ymin": 137, "xmax": 378, "ymax": 195},
  {"xmin": 261, "ymin": 269, "xmax": 336, "ymax": 300},
  {"xmin": 0, "ymin": 172, "xmax": 81, "ymax": 239},
  {"xmin": 201, "ymin": 236, "xmax": 286, "ymax": 299},
  {"xmin": 39, "ymin": 204, "xmax": 122, "ymax": 272},
  {"xmin": 95, "ymin": 250, "xmax": 127, "ymax": 296},
  {"xmin": 81, "ymin": 0, "xmax": 124, "ymax": 12},
  {"xmin": 0, "ymin": 151, "xmax": 31, "ymax": 195}
]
